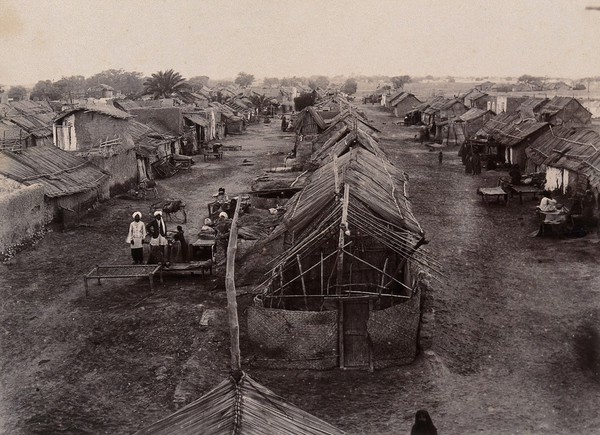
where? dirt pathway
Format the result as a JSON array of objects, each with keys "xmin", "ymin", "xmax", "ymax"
[
  {"xmin": 1, "ymin": 111, "xmax": 598, "ymax": 434},
  {"xmin": 361, "ymin": 104, "xmax": 600, "ymax": 434}
]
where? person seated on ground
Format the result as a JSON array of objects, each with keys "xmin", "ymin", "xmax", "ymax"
[
  {"xmin": 411, "ymin": 409, "xmax": 437, "ymax": 435},
  {"xmin": 538, "ymin": 191, "xmax": 568, "ymax": 224},
  {"xmin": 199, "ymin": 218, "xmax": 217, "ymax": 239}
]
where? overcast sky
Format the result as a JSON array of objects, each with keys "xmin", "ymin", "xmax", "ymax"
[{"xmin": 1, "ymin": 0, "xmax": 599, "ymax": 86}]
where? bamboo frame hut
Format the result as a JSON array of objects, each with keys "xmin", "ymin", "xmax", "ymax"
[{"xmin": 248, "ymin": 147, "xmax": 439, "ymax": 369}]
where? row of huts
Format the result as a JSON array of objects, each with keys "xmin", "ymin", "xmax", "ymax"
[
  {"xmin": 0, "ymin": 90, "xmax": 262, "ymax": 255},
  {"xmin": 373, "ymin": 85, "xmax": 599, "ymax": 196},
  {"xmin": 246, "ymin": 99, "xmax": 437, "ymax": 371}
]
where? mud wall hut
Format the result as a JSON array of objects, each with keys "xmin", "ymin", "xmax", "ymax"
[
  {"xmin": 0, "ymin": 146, "xmax": 109, "ymax": 223},
  {"xmin": 0, "ymin": 175, "xmax": 45, "ymax": 255}
]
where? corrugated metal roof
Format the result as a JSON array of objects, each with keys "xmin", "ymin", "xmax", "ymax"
[{"xmin": 0, "ymin": 146, "xmax": 108, "ymax": 197}]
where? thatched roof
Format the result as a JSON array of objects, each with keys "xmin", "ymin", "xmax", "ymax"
[
  {"xmin": 0, "ymin": 146, "xmax": 108, "ymax": 197},
  {"xmin": 457, "ymin": 108, "xmax": 493, "ymax": 123},
  {"xmin": 476, "ymin": 112, "xmax": 548, "ymax": 147},
  {"xmin": 527, "ymin": 126, "xmax": 600, "ymax": 185},
  {"xmin": 0, "ymin": 101, "xmax": 55, "ymax": 139},
  {"xmin": 326, "ymin": 109, "xmax": 380, "ymax": 133},
  {"xmin": 295, "ymin": 106, "xmax": 328, "ymax": 132},
  {"xmin": 525, "ymin": 125, "xmax": 573, "ymax": 168},
  {"xmin": 311, "ymin": 126, "xmax": 385, "ymax": 164},
  {"xmin": 273, "ymin": 147, "xmax": 422, "ymax": 242},
  {"xmin": 183, "ymin": 112, "xmax": 209, "ymax": 127},
  {"xmin": 54, "ymin": 104, "xmax": 133, "ymax": 122},
  {"xmin": 540, "ymin": 96, "xmax": 591, "ymax": 119},
  {"xmin": 136, "ymin": 373, "xmax": 345, "ymax": 435},
  {"xmin": 389, "ymin": 92, "xmax": 421, "ymax": 108}
]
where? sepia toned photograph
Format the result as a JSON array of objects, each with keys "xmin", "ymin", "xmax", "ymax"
[{"xmin": 0, "ymin": 0, "xmax": 599, "ymax": 433}]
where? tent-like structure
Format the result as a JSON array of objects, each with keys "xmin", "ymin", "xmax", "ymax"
[
  {"xmin": 136, "ymin": 373, "xmax": 345, "ymax": 435},
  {"xmin": 245, "ymin": 148, "xmax": 438, "ymax": 370},
  {"xmin": 441, "ymin": 108, "xmax": 495, "ymax": 147}
]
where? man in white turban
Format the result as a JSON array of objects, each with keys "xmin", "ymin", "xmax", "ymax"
[
  {"xmin": 126, "ymin": 211, "xmax": 146, "ymax": 264},
  {"xmin": 146, "ymin": 210, "xmax": 168, "ymax": 265}
]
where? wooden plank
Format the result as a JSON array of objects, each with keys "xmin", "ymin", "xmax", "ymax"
[{"xmin": 225, "ymin": 196, "xmax": 242, "ymax": 375}]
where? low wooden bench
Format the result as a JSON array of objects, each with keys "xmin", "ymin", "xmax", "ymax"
[
  {"xmin": 477, "ymin": 187, "xmax": 508, "ymax": 204},
  {"xmin": 509, "ymin": 185, "xmax": 544, "ymax": 204},
  {"xmin": 203, "ymin": 151, "xmax": 223, "ymax": 161},
  {"xmin": 83, "ymin": 264, "xmax": 163, "ymax": 296}
]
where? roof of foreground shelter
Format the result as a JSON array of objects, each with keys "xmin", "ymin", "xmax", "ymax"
[{"xmin": 135, "ymin": 373, "xmax": 345, "ymax": 435}]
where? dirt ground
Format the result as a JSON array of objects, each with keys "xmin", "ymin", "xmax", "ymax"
[{"xmin": 1, "ymin": 110, "xmax": 599, "ymax": 434}]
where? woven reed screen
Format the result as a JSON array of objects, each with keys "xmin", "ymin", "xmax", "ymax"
[{"xmin": 247, "ymin": 306, "xmax": 339, "ymax": 369}]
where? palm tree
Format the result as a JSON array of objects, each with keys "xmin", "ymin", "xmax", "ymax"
[
  {"xmin": 248, "ymin": 92, "xmax": 272, "ymax": 115},
  {"xmin": 142, "ymin": 69, "xmax": 190, "ymax": 99}
]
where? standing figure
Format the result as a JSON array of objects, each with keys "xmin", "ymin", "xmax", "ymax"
[
  {"xmin": 146, "ymin": 210, "xmax": 168, "ymax": 265},
  {"xmin": 465, "ymin": 153, "xmax": 473, "ymax": 175},
  {"xmin": 411, "ymin": 409, "xmax": 438, "ymax": 435},
  {"xmin": 472, "ymin": 152, "xmax": 482, "ymax": 175},
  {"xmin": 171, "ymin": 225, "xmax": 187, "ymax": 262},
  {"xmin": 126, "ymin": 211, "xmax": 146, "ymax": 264},
  {"xmin": 281, "ymin": 116, "xmax": 288, "ymax": 132},
  {"xmin": 438, "ymin": 151, "xmax": 443, "ymax": 165},
  {"xmin": 582, "ymin": 189, "xmax": 597, "ymax": 229}
]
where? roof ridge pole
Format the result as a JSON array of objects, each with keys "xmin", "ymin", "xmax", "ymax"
[
  {"xmin": 333, "ymin": 154, "xmax": 339, "ymax": 194},
  {"xmin": 225, "ymin": 196, "xmax": 242, "ymax": 380}
]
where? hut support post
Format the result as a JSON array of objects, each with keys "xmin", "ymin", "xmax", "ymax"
[
  {"xmin": 225, "ymin": 196, "xmax": 242, "ymax": 376},
  {"xmin": 296, "ymin": 254, "xmax": 308, "ymax": 310},
  {"xmin": 320, "ymin": 251, "xmax": 324, "ymax": 295},
  {"xmin": 336, "ymin": 184, "xmax": 349, "ymax": 295},
  {"xmin": 379, "ymin": 257, "xmax": 388, "ymax": 296}
]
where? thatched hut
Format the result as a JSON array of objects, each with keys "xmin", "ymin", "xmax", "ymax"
[
  {"xmin": 0, "ymin": 146, "xmax": 109, "ymax": 224},
  {"xmin": 526, "ymin": 126, "xmax": 600, "ymax": 194},
  {"xmin": 473, "ymin": 111, "xmax": 549, "ymax": 169},
  {"xmin": 441, "ymin": 108, "xmax": 495, "ymax": 147},
  {"xmin": 247, "ymin": 148, "xmax": 436, "ymax": 370}
]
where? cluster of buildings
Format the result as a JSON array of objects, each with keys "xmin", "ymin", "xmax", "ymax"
[
  {"xmin": 370, "ymin": 84, "xmax": 598, "ymax": 196},
  {"xmin": 0, "ymin": 83, "xmax": 304, "ymax": 256}
]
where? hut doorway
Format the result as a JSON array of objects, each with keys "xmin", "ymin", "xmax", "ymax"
[{"xmin": 340, "ymin": 300, "xmax": 372, "ymax": 370}]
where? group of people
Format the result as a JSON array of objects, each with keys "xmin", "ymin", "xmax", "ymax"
[
  {"xmin": 538, "ymin": 189, "xmax": 597, "ymax": 234},
  {"xmin": 463, "ymin": 151, "xmax": 482, "ymax": 175},
  {"xmin": 125, "ymin": 187, "xmax": 235, "ymax": 265},
  {"xmin": 125, "ymin": 210, "xmax": 186, "ymax": 266}
]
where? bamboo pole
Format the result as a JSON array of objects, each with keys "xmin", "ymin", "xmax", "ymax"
[
  {"xmin": 341, "ymin": 249, "xmax": 413, "ymax": 292},
  {"xmin": 225, "ymin": 196, "xmax": 242, "ymax": 376},
  {"xmin": 296, "ymin": 254, "xmax": 308, "ymax": 309},
  {"xmin": 320, "ymin": 251, "xmax": 324, "ymax": 295},
  {"xmin": 336, "ymin": 184, "xmax": 349, "ymax": 295}
]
